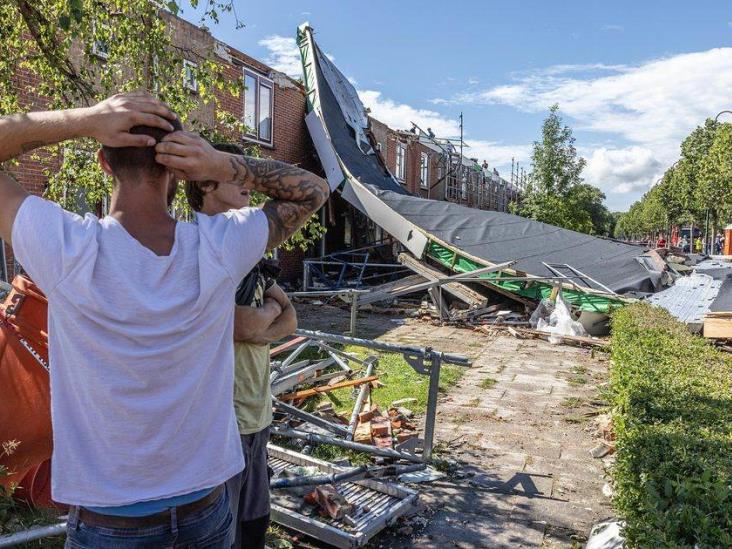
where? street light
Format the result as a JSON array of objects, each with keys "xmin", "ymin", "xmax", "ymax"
[{"xmin": 708, "ymin": 111, "xmax": 732, "ymax": 253}]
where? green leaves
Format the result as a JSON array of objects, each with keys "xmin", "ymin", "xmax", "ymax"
[
  {"xmin": 518, "ymin": 105, "xmax": 610, "ymax": 235},
  {"xmin": 616, "ymin": 119, "xmax": 732, "ymax": 239},
  {"xmin": 610, "ymin": 304, "xmax": 732, "ymax": 546}
]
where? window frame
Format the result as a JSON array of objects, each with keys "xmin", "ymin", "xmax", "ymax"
[
  {"xmin": 242, "ymin": 68, "xmax": 275, "ymax": 147},
  {"xmin": 395, "ymin": 143, "xmax": 406, "ymax": 182},
  {"xmin": 183, "ymin": 59, "xmax": 199, "ymax": 94},
  {"xmin": 91, "ymin": 21, "xmax": 110, "ymax": 60},
  {"xmin": 420, "ymin": 152, "xmax": 429, "ymax": 189}
]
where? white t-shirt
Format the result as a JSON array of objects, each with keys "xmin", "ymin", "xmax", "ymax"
[{"xmin": 11, "ymin": 195, "xmax": 269, "ymax": 507}]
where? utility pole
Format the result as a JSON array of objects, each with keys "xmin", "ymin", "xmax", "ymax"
[{"xmin": 459, "ymin": 112, "xmax": 464, "ymax": 161}]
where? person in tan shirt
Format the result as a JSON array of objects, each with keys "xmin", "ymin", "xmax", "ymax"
[{"xmin": 186, "ymin": 143, "xmax": 297, "ymax": 548}]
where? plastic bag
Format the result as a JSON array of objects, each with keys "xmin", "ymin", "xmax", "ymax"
[{"xmin": 534, "ymin": 292, "xmax": 587, "ymax": 344}]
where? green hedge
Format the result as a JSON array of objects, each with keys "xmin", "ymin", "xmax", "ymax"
[{"xmin": 610, "ymin": 303, "xmax": 732, "ymax": 547}]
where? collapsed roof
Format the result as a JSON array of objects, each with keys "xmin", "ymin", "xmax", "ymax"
[{"xmin": 296, "ymin": 24, "xmax": 657, "ymax": 311}]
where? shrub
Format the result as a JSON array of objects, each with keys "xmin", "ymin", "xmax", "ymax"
[{"xmin": 610, "ymin": 303, "xmax": 732, "ymax": 546}]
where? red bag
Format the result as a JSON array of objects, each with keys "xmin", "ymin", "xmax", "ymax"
[{"xmin": 0, "ymin": 276, "xmax": 52, "ymax": 491}]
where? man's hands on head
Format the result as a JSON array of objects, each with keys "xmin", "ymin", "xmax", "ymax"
[
  {"xmin": 83, "ymin": 92, "xmax": 176, "ymax": 147},
  {"xmin": 154, "ymin": 132, "xmax": 231, "ymax": 183}
]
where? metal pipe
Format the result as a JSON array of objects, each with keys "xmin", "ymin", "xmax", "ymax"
[
  {"xmin": 349, "ymin": 292, "xmax": 358, "ymax": 336},
  {"xmin": 0, "ymin": 523, "xmax": 67, "ymax": 547},
  {"xmin": 272, "ymin": 399, "xmax": 351, "ymax": 437},
  {"xmin": 272, "ymin": 428, "xmax": 424, "ymax": 463},
  {"xmin": 422, "ymin": 353, "xmax": 441, "ymax": 461},
  {"xmin": 288, "ymin": 289, "xmax": 370, "ymax": 298},
  {"xmin": 300, "ymin": 261, "xmax": 404, "ymax": 269},
  {"xmin": 346, "ymin": 358, "xmax": 377, "ymax": 440},
  {"xmin": 295, "ymin": 329, "xmax": 470, "ymax": 366},
  {"xmin": 271, "ymin": 466, "xmax": 369, "ymax": 489},
  {"xmin": 270, "ymin": 463, "xmax": 425, "ymax": 489}
]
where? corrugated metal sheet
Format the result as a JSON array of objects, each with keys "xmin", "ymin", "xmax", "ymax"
[{"xmin": 646, "ymin": 273, "xmax": 722, "ymax": 331}]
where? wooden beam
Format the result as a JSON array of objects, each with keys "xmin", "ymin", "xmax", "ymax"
[
  {"xmin": 270, "ymin": 336, "xmax": 309, "ymax": 358},
  {"xmin": 278, "ymin": 375, "xmax": 380, "ymax": 401},
  {"xmin": 704, "ymin": 317, "xmax": 732, "ymax": 339},
  {"xmin": 398, "ymin": 253, "xmax": 487, "ymax": 308}
]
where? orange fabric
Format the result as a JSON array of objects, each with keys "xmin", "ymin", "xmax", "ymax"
[{"xmin": 0, "ymin": 276, "xmax": 52, "ymax": 490}]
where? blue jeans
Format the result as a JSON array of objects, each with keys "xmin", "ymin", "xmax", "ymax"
[{"xmin": 64, "ymin": 487, "xmax": 233, "ymax": 548}]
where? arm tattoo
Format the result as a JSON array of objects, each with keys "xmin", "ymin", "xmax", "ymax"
[
  {"xmin": 20, "ymin": 140, "xmax": 49, "ymax": 154},
  {"xmin": 228, "ymin": 155, "xmax": 329, "ymax": 250}
]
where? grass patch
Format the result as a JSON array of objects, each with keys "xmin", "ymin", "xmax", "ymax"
[
  {"xmin": 571, "ymin": 365, "xmax": 588, "ymax": 375},
  {"xmin": 326, "ymin": 346, "xmax": 463, "ymax": 415},
  {"xmin": 610, "ymin": 303, "xmax": 732, "ymax": 546},
  {"xmin": 561, "ymin": 397, "xmax": 584, "ymax": 408},
  {"xmin": 478, "ymin": 377, "xmax": 498, "ymax": 390},
  {"xmin": 567, "ymin": 375, "xmax": 587, "ymax": 386}
]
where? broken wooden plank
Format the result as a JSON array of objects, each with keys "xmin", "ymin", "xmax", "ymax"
[
  {"xmin": 427, "ymin": 287, "xmax": 449, "ymax": 320},
  {"xmin": 354, "ymin": 392, "xmax": 373, "ymax": 444},
  {"xmin": 398, "ymin": 253, "xmax": 487, "ymax": 308},
  {"xmin": 703, "ymin": 316, "xmax": 732, "ymax": 339},
  {"xmin": 279, "ymin": 376, "xmax": 380, "ymax": 401},
  {"xmin": 357, "ymin": 274, "xmax": 428, "ymax": 305},
  {"xmin": 271, "ymin": 336, "xmax": 309, "ymax": 358}
]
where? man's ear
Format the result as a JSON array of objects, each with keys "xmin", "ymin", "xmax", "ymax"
[
  {"xmin": 97, "ymin": 149, "xmax": 114, "ymax": 177},
  {"xmin": 199, "ymin": 181, "xmax": 217, "ymax": 195}
]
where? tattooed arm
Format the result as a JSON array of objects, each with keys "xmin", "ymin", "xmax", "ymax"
[
  {"xmin": 225, "ymin": 155, "xmax": 329, "ymax": 250},
  {"xmin": 157, "ymin": 132, "xmax": 329, "ymax": 251},
  {"xmin": 0, "ymin": 93, "xmax": 175, "ymax": 244}
]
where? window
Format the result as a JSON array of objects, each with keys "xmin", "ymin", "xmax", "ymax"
[
  {"xmin": 92, "ymin": 22, "xmax": 110, "ymax": 59},
  {"xmin": 420, "ymin": 152, "xmax": 429, "ymax": 189},
  {"xmin": 395, "ymin": 143, "xmax": 406, "ymax": 181},
  {"xmin": 243, "ymin": 69, "xmax": 274, "ymax": 145},
  {"xmin": 183, "ymin": 60, "xmax": 199, "ymax": 93}
]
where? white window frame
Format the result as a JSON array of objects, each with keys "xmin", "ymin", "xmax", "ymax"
[
  {"xmin": 420, "ymin": 152, "xmax": 429, "ymax": 189},
  {"xmin": 91, "ymin": 22, "xmax": 110, "ymax": 59},
  {"xmin": 183, "ymin": 60, "xmax": 199, "ymax": 93},
  {"xmin": 395, "ymin": 143, "xmax": 406, "ymax": 181},
  {"xmin": 243, "ymin": 68, "xmax": 274, "ymax": 146}
]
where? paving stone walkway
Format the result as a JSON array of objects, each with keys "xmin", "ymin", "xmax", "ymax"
[{"xmin": 296, "ymin": 304, "xmax": 614, "ymax": 548}]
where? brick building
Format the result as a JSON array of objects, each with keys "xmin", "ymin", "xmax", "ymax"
[
  {"xmin": 366, "ymin": 116, "xmax": 521, "ymax": 212},
  {"xmin": 2, "ymin": 11, "xmax": 318, "ymax": 284}
]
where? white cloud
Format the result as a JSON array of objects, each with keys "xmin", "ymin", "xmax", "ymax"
[
  {"xmin": 258, "ymin": 35, "xmax": 302, "ymax": 78},
  {"xmin": 464, "ymin": 140, "xmax": 532, "ymax": 171},
  {"xmin": 468, "ymin": 77, "xmax": 480, "ymax": 85},
  {"xmin": 602, "ymin": 24, "xmax": 624, "ymax": 32},
  {"xmin": 441, "ymin": 48, "xmax": 732, "ymax": 199},
  {"xmin": 583, "ymin": 146, "xmax": 663, "ymax": 195},
  {"xmin": 358, "ymin": 90, "xmax": 461, "ymax": 137}
]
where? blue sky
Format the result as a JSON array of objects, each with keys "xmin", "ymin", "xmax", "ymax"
[{"xmin": 182, "ymin": 1, "xmax": 732, "ymax": 211}]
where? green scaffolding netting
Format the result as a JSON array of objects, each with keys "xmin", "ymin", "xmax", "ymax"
[{"xmin": 425, "ymin": 241, "xmax": 625, "ymax": 313}]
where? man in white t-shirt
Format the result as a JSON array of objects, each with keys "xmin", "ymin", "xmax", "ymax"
[{"xmin": 0, "ymin": 93, "xmax": 329, "ymax": 548}]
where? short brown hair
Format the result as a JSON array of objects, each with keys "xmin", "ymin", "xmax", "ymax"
[
  {"xmin": 184, "ymin": 142, "xmax": 245, "ymax": 212},
  {"xmin": 102, "ymin": 119, "xmax": 183, "ymax": 180}
]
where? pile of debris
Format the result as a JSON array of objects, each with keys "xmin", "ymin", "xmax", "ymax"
[
  {"xmin": 266, "ymin": 329, "xmax": 469, "ymax": 547},
  {"xmin": 352, "ymin": 252, "xmax": 613, "ymax": 349},
  {"xmin": 647, "ymin": 256, "xmax": 732, "ymax": 344}
]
